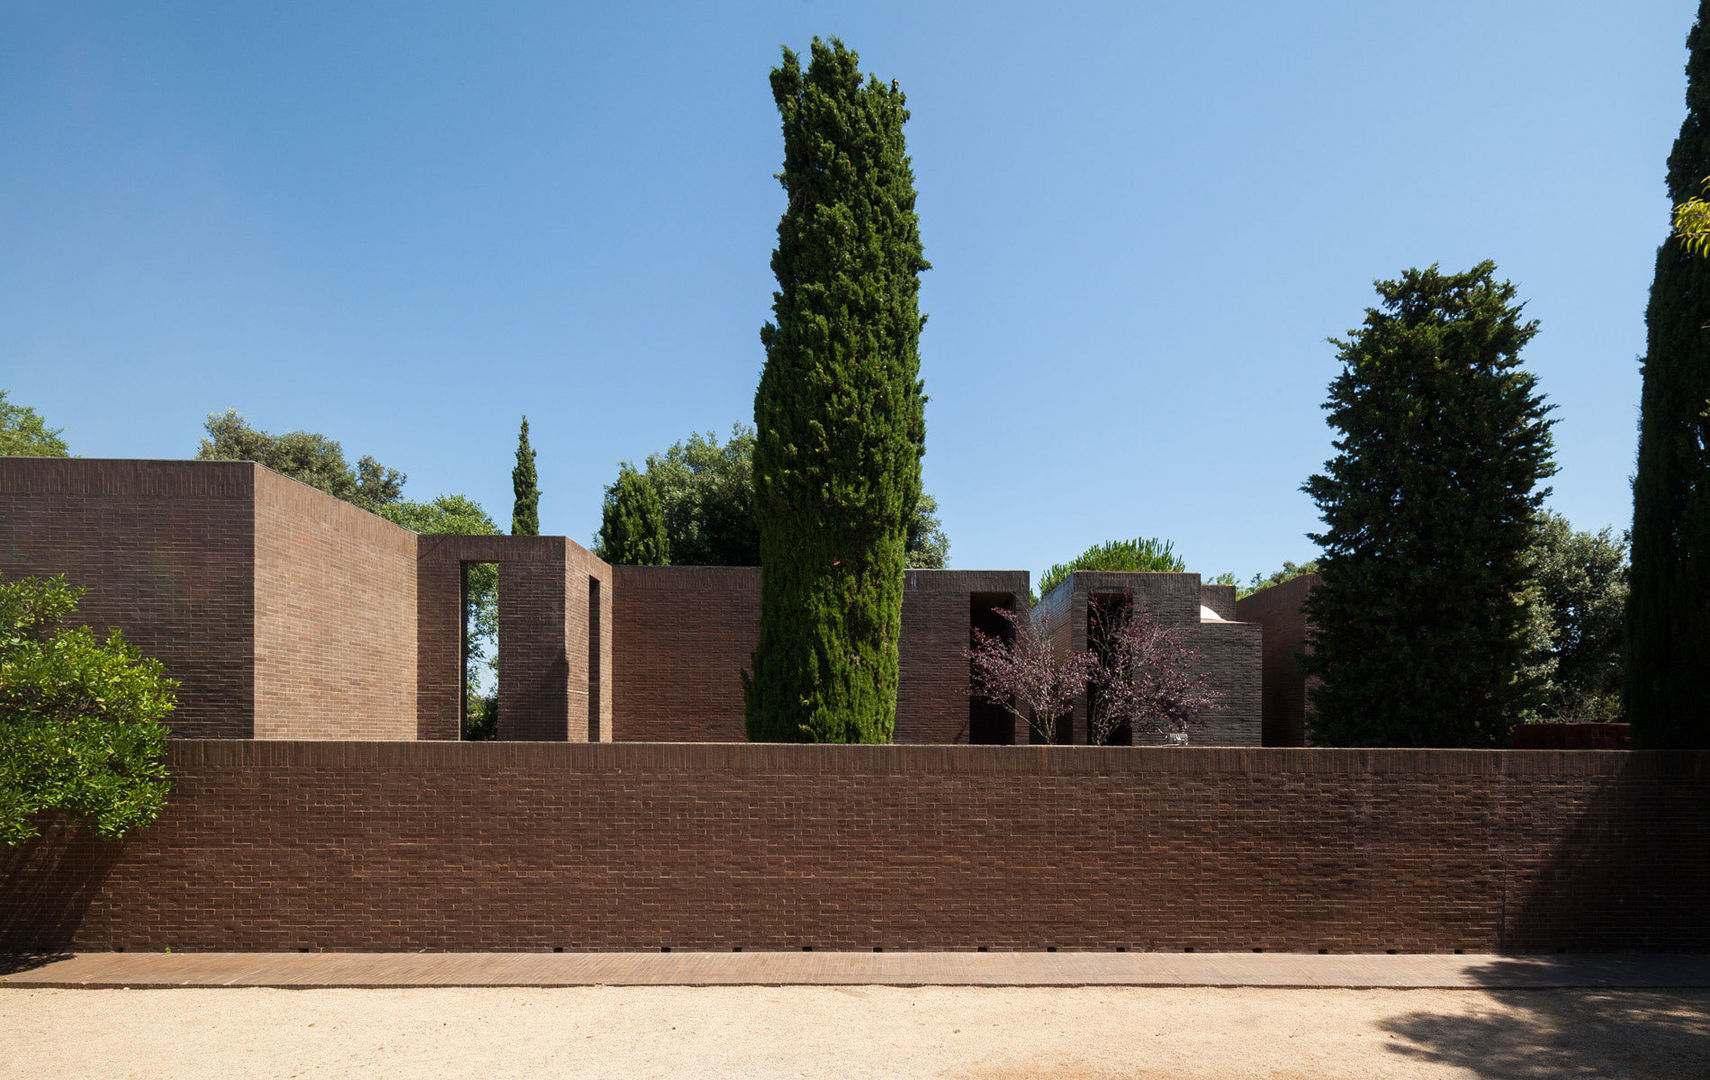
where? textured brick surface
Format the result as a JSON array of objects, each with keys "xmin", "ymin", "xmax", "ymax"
[
  {"xmin": 416, "ymin": 535, "xmax": 612, "ymax": 742},
  {"xmin": 1034, "ymin": 572, "xmax": 1262, "ymax": 746},
  {"xmin": 252, "ymin": 469, "xmax": 418, "ymax": 740},
  {"xmin": 2, "ymin": 743, "xmax": 1704, "ymax": 954},
  {"xmin": 0, "ymin": 459, "xmax": 258, "ymax": 738},
  {"xmin": 1236, "ymin": 574, "xmax": 1321, "ymax": 747},
  {"xmin": 611, "ymin": 568, "xmax": 1029, "ymax": 743}
]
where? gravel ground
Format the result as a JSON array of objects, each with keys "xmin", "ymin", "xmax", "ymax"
[{"xmin": 4, "ymin": 985, "xmax": 1707, "ymax": 1079}]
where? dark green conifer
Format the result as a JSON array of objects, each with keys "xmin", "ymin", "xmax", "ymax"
[
  {"xmin": 1627, "ymin": 0, "xmax": 1710, "ymax": 748},
  {"xmin": 744, "ymin": 39, "xmax": 929, "ymax": 743},
  {"xmin": 1302, "ymin": 263, "xmax": 1556, "ymax": 747},
  {"xmin": 511, "ymin": 415, "xmax": 540, "ymax": 537},
  {"xmin": 596, "ymin": 465, "xmax": 669, "ymax": 566}
]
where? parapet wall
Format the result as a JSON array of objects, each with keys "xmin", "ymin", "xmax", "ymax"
[{"xmin": 3, "ymin": 742, "xmax": 1703, "ymax": 953}]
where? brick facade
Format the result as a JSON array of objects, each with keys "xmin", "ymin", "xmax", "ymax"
[
  {"xmin": 2, "ymin": 742, "xmax": 1704, "ymax": 954},
  {"xmin": 1033, "ymin": 572, "xmax": 1262, "ymax": 746},
  {"xmin": 1235, "ymin": 574, "xmax": 1321, "ymax": 747},
  {"xmin": 0, "ymin": 459, "xmax": 260, "ymax": 738},
  {"xmin": 611, "ymin": 568, "xmax": 1029, "ymax": 743},
  {"xmin": 252, "ymin": 468, "xmax": 418, "ymax": 740}
]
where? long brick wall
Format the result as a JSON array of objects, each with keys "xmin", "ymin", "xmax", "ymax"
[
  {"xmin": 2, "ymin": 742, "xmax": 1704, "ymax": 954},
  {"xmin": 0, "ymin": 459, "xmax": 258, "ymax": 738}
]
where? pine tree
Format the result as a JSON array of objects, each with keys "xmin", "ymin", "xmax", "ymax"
[
  {"xmin": 511, "ymin": 415, "xmax": 540, "ymax": 537},
  {"xmin": 744, "ymin": 39, "xmax": 929, "ymax": 743},
  {"xmin": 596, "ymin": 465, "xmax": 669, "ymax": 566},
  {"xmin": 1302, "ymin": 263, "xmax": 1556, "ymax": 747},
  {"xmin": 1628, "ymin": 0, "xmax": 1710, "ymax": 748}
]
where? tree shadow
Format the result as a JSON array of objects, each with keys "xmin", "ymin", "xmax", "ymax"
[
  {"xmin": 0, "ymin": 818, "xmax": 121, "ymax": 953},
  {"xmin": 1381, "ymin": 980, "xmax": 1710, "ymax": 1079},
  {"xmin": 0, "ymin": 952, "xmax": 75, "ymax": 975}
]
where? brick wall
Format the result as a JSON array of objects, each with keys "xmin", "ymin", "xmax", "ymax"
[
  {"xmin": 0, "ymin": 459, "xmax": 257, "ymax": 738},
  {"xmin": 416, "ymin": 535, "xmax": 612, "ymax": 741},
  {"xmin": 3, "ymin": 742, "xmax": 1704, "ymax": 953},
  {"xmin": 611, "ymin": 568, "xmax": 1029, "ymax": 743},
  {"xmin": 1235, "ymin": 574, "xmax": 1321, "ymax": 747},
  {"xmin": 611, "ymin": 566, "xmax": 758, "ymax": 742},
  {"xmin": 1034, "ymin": 572, "xmax": 1262, "ymax": 746},
  {"xmin": 252, "ymin": 469, "xmax": 417, "ymax": 740}
]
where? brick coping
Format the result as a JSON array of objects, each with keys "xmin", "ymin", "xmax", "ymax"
[{"xmin": 3, "ymin": 952, "xmax": 1707, "ymax": 990}]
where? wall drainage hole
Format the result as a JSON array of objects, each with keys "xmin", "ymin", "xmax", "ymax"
[
  {"xmin": 873, "ymin": 947, "xmax": 883, "ymax": 953},
  {"xmin": 1386, "ymin": 949, "xmax": 1398, "ymax": 955},
  {"xmin": 660, "ymin": 947, "xmax": 671, "ymax": 953},
  {"xmin": 1115, "ymin": 947, "xmax": 1126, "ymax": 953},
  {"xmin": 1184, "ymin": 947, "xmax": 1195, "ymax": 953},
  {"xmin": 732, "ymin": 947, "xmax": 742, "ymax": 953},
  {"xmin": 977, "ymin": 947, "xmax": 988, "ymax": 952},
  {"xmin": 553, "ymin": 947, "xmax": 564, "ymax": 954},
  {"xmin": 1046, "ymin": 946, "xmax": 1057, "ymax": 953},
  {"xmin": 1318, "ymin": 949, "xmax": 1328, "ymax": 955},
  {"xmin": 802, "ymin": 946, "xmax": 813, "ymax": 952},
  {"xmin": 1252, "ymin": 948, "xmax": 1264, "ymax": 953}
]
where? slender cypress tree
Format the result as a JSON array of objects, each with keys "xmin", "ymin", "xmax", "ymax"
[
  {"xmin": 596, "ymin": 465, "xmax": 670, "ymax": 566},
  {"xmin": 744, "ymin": 39, "xmax": 928, "ymax": 743},
  {"xmin": 511, "ymin": 415, "xmax": 540, "ymax": 536},
  {"xmin": 1627, "ymin": 1, "xmax": 1710, "ymax": 748},
  {"xmin": 1302, "ymin": 263, "xmax": 1556, "ymax": 747}
]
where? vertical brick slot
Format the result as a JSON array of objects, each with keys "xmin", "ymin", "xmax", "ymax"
[
  {"xmin": 587, "ymin": 576, "xmax": 602, "ymax": 741},
  {"xmin": 969, "ymin": 592, "xmax": 1017, "ymax": 744}
]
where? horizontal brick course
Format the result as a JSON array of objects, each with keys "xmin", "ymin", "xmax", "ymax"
[{"xmin": 2, "ymin": 742, "xmax": 1703, "ymax": 954}]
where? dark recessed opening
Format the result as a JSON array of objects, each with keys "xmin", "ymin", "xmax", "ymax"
[
  {"xmin": 1115, "ymin": 946, "xmax": 1127, "ymax": 953},
  {"xmin": 554, "ymin": 947, "xmax": 564, "ymax": 953},
  {"xmin": 1046, "ymin": 946, "xmax": 1057, "ymax": 953},
  {"xmin": 873, "ymin": 947, "xmax": 883, "ymax": 953},
  {"xmin": 977, "ymin": 946, "xmax": 988, "ymax": 952},
  {"xmin": 1318, "ymin": 948, "xmax": 1328, "ymax": 955},
  {"xmin": 1453, "ymin": 948, "xmax": 1464, "ymax": 955},
  {"xmin": 969, "ymin": 592, "xmax": 1019, "ymax": 744},
  {"xmin": 661, "ymin": 946, "xmax": 671, "ymax": 953},
  {"xmin": 1253, "ymin": 947, "xmax": 1263, "ymax": 953},
  {"xmin": 1087, "ymin": 591, "xmax": 1135, "ymax": 745},
  {"xmin": 1184, "ymin": 947, "xmax": 1195, "ymax": 953},
  {"xmin": 1386, "ymin": 949, "xmax": 1398, "ymax": 955},
  {"xmin": 460, "ymin": 561, "xmax": 500, "ymax": 741},
  {"xmin": 732, "ymin": 947, "xmax": 742, "ymax": 953}
]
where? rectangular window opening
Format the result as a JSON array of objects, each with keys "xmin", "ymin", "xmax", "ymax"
[
  {"xmin": 461, "ymin": 562, "xmax": 500, "ymax": 741},
  {"xmin": 969, "ymin": 592, "xmax": 1018, "ymax": 745}
]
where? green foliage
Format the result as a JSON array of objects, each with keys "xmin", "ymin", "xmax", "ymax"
[
  {"xmin": 1302, "ymin": 263, "xmax": 1556, "ymax": 747},
  {"xmin": 746, "ymin": 39, "xmax": 928, "ymax": 744},
  {"xmin": 1629, "ymin": 0, "xmax": 1710, "ymax": 748},
  {"xmin": 0, "ymin": 573, "xmax": 174, "ymax": 845},
  {"xmin": 597, "ymin": 465, "xmax": 671, "ymax": 566},
  {"xmin": 597, "ymin": 422, "xmax": 948, "ymax": 568},
  {"xmin": 1526, "ymin": 513, "xmax": 1628, "ymax": 722},
  {"xmin": 197, "ymin": 409, "xmax": 405, "ymax": 513},
  {"xmin": 1036, "ymin": 537, "xmax": 1185, "ymax": 602},
  {"xmin": 381, "ymin": 495, "xmax": 500, "ymax": 740},
  {"xmin": 0, "ymin": 390, "xmax": 70, "ymax": 457},
  {"xmin": 1240, "ymin": 560, "xmax": 1321, "ymax": 599},
  {"xmin": 511, "ymin": 415, "xmax": 540, "ymax": 537}
]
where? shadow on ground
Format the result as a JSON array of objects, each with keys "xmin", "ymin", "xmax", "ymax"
[
  {"xmin": 0, "ymin": 952, "xmax": 74, "ymax": 975},
  {"xmin": 1382, "ymin": 960, "xmax": 1710, "ymax": 1079}
]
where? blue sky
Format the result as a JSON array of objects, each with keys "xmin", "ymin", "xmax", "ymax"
[{"xmin": 1, "ymin": 1, "xmax": 1691, "ymax": 580}]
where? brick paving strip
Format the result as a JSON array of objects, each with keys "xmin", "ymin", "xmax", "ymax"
[{"xmin": 2, "ymin": 952, "xmax": 1707, "ymax": 990}]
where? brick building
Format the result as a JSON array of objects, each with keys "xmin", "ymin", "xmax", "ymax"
[{"xmin": 0, "ymin": 457, "xmax": 1268, "ymax": 745}]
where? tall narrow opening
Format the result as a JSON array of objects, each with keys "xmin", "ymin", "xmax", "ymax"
[
  {"xmin": 1087, "ymin": 591, "xmax": 1133, "ymax": 745},
  {"xmin": 970, "ymin": 592, "xmax": 1018, "ymax": 744},
  {"xmin": 587, "ymin": 576, "xmax": 602, "ymax": 740},
  {"xmin": 461, "ymin": 561, "xmax": 499, "ymax": 740}
]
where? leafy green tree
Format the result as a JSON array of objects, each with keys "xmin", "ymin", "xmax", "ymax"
[
  {"xmin": 1629, "ymin": 0, "xmax": 1710, "ymax": 748},
  {"xmin": 511, "ymin": 415, "xmax": 540, "ymax": 537},
  {"xmin": 597, "ymin": 465, "xmax": 671, "ymax": 566},
  {"xmin": 1303, "ymin": 263, "xmax": 1556, "ymax": 747},
  {"xmin": 197, "ymin": 409, "xmax": 405, "ymax": 513},
  {"xmin": 381, "ymin": 495, "xmax": 501, "ymax": 740},
  {"xmin": 746, "ymin": 39, "xmax": 929, "ymax": 743},
  {"xmin": 597, "ymin": 423, "xmax": 949, "ymax": 568},
  {"xmin": 1526, "ymin": 513, "xmax": 1628, "ymax": 722},
  {"xmin": 1, "ymin": 573, "xmax": 174, "ymax": 845},
  {"xmin": 1036, "ymin": 537, "xmax": 1185, "ymax": 602},
  {"xmin": 0, "ymin": 390, "xmax": 70, "ymax": 457},
  {"xmin": 1240, "ymin": 560, "xmax": 1321, "ymax": 599}
]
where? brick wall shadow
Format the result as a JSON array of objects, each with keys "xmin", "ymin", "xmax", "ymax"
[
  {"xmin": 1499, "ymin": 754, "xmax": 1710, "ymax": 953},
  {"xmin": 1379, "ymin": 978, "xmax": 1710, "ymax": 1078},
  {"xmin": 0, "ymin": 820, "xmax": 120, "ymax": 954}
]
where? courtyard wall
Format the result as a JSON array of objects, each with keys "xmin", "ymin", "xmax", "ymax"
[{"xmin": 2, "ymin": 742, "xmax": 1703, "ymax": 954}]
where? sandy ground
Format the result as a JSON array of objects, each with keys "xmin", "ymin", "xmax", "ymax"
[{"xmin": 4, "ymin": 985, "xmax": 1707, "ymax": 1079}]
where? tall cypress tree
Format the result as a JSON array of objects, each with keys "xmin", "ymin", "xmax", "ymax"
[
  {"xmin": 744, "ymin": 39, "xmax": 928, "ymax": 743},
  {"xmin": 596, "ymin": 465, "xmax": 670, "ymax": 566},
  {"xmin": 1302, "ymin": 263, "xmax": 1556, "ymax": 747},
  {"xmin": 511, "ymin": 415, "xmax": 540, "ymax": 537},
  {"xmin": 1628, "ymin": 1, "xmax": 1710, "ymax": 748}
]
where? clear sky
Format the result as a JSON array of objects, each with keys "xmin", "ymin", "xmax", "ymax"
[{"xmin": 1, "ymin": 1, "xmax": 1692, "ymax": 580}]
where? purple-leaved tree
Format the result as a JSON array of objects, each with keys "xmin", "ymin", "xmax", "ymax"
[
  {"xmin": 967, "ymin": 595, "xmax": 1221, "ymax": 745},
  {"xmin": 966, "ymin": 607, "xmax": 1097, "ymax": 744}
]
